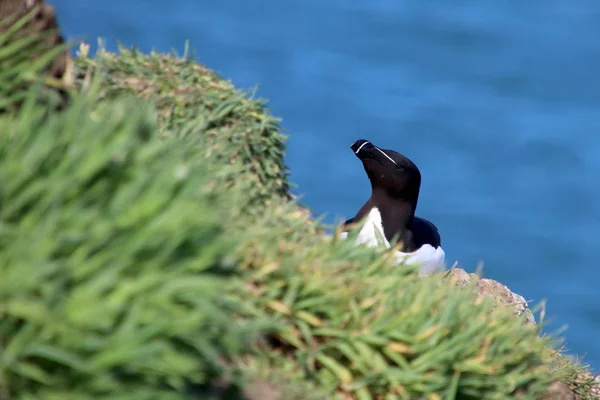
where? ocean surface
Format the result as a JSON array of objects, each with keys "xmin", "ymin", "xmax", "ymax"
[{"xmin": 50, "ymin": 0, "xmax": 600, "ymax": 372}]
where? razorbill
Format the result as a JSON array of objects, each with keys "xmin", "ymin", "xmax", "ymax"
[{"xmin": 340, "ymin": 139, "xmax": 445, "ymax": 275}]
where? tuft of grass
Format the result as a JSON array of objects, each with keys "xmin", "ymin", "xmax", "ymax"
[
  {"xmin": 73, "ymin": 42, "xmax": 291, "ymax": 213},
  {"xmin": 0, "ymin": 87, "xmax": 269, "ymax": 399},
  {"xmin": 547, "ymin": 349, "xmax": 599, "ymax": 397}
]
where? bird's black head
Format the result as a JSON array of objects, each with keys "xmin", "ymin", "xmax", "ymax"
[{"xmin": 351, "ymin": 139, "xmax": 422, "ymax": 204}]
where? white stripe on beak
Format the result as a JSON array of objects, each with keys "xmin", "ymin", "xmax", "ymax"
[{"xmin": 354, "ymin": 141, "xmax": 371, "ymax": 154}]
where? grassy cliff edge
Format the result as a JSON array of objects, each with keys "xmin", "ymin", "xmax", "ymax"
[{"xmin": 1, "ymin": 4, "xmax": 599, "ymax": 399}]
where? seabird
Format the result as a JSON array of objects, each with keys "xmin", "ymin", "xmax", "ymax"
[{"xmin": 340, "ymin": 139, "xmax": 445, "ymax": 275}]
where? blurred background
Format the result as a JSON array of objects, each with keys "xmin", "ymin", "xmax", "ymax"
[{"xmin": 49, "ymin": 0, "xmax": 600, "ymax": 372}]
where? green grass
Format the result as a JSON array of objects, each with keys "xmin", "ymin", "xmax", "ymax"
[
  {"xmin": 73, "ymin": 42, "xmax": 291, "ymax": 214},
  {"xmin": 0, "ymin": 87, "xmax": 265, "ymax": 399}
]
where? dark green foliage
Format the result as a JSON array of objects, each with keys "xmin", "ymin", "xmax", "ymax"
[{"xmin": 0, "ymin": 90, "xmax": 261, "ymax": 399}]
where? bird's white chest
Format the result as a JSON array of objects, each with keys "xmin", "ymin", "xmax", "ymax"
[
  {"xmin": 340, "ymin": 208, "xmax": 446, "ymax": 275},
  {"xmin": 355, "ymin": 208, "xmax": 391, "ymax": 247}
]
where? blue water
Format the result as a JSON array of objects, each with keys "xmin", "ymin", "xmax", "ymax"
[{"xmin": 50, "ymin": 0, "xmax": 600, "ymax": 373}]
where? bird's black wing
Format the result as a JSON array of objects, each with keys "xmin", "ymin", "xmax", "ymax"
[{"xmin": 410, "ymin": 217, "xmax": 441, "ymax": 248}]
